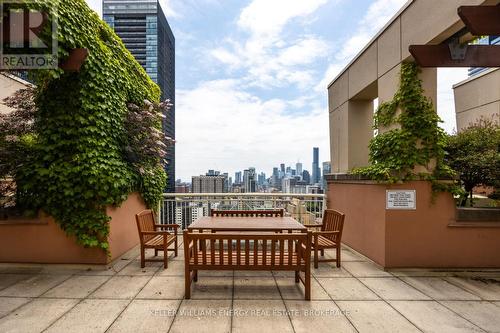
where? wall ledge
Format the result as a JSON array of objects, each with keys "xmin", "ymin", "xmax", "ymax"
[{"xmin": 455, "ymin": 207, "xmax": 500, "ymax": 223}]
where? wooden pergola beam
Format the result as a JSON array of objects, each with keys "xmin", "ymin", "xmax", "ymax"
[
  {"xmin": 409, "ymin": 44, "xmax": 500, "ymax": 67},
  {"xmin": 458, "ymin": 5, "xmax": 500, "ymax": 36}
]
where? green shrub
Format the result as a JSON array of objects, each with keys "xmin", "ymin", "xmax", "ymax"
[{"xmin": 445, "ymin": 118, "xmax": 500, "ymax": 206}]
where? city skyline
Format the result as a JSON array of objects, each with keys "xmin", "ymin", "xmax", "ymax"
[{"xmin": 85, "ymin": 0, "xmax": 468, "ymax": 183}]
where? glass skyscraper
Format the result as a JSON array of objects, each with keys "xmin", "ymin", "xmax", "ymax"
[
  {"xmin": 312, "ymin": 147, "xmax": 320, "ymax": 184},
  {"xmin": 103, "ymin": 0, "xmax": 176, "ymax": 192}
]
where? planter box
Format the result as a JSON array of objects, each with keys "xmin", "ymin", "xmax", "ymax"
[
  {"xmin": 326, "ymin": 176, "xmax": 500, "ymax": 268},
  {"xmin": 0, "ymin": 193, "xmax": 146, "ymax": 265}
]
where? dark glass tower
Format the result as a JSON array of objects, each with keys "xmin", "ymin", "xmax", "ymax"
[
  {"xmin": 103, "ymin": 0, "xmax": 175, "ymax": 193},
  {"xmin": 312, "ymin": 147, "xmax": 320, "ymax": 184}
]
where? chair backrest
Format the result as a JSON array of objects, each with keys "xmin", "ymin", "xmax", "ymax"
[
  {"xmin": 136, "ymin": 210, "xmax": 156, "ymax": 242},
  {"xmin": 322, "ymin": 209, "xmax": 345, "ymax": 242},
  {"xmin": 183, "ymin": 230, "xmax": 311, "ymax": 268},
  {"xmin": 210, "ymin": 209, "xmax": 284, "ymax": 217}
]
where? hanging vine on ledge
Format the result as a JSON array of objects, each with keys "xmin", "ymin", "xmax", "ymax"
[
  {"xmin": 352, "ymin": 62, "xmax": 462, "ymax": 197},
  {"xmin": 0, "ymin": 0, "xmax": 172, "ymax": 251}
]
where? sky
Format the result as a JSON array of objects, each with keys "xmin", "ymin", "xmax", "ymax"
[{"xmin": 86, "ymin": 0, "xmax": 468, "ymax": 182}]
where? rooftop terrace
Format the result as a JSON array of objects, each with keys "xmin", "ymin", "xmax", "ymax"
[{"xmin": 1, "ymin": 236, "xmax": 499, "ymax": 333}]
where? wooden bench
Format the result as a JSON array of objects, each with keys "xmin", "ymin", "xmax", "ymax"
[
  {"xmin": 183, "ymin": 230, "xmax": 312, "ymax": 300},
  {"xmin": 135, "ymin": 210, "xmax": 178, "ymax": 268},
  {"xmin": 210, "ymin": 209, "xmax": 284, "ymax": 217}
]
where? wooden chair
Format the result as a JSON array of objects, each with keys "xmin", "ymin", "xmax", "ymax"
[
  {"xmin": 210, "ymin": 209, "xmax": 284, "ymax": 217},
  {"xmin": 135, "ymin": 209, "xmax": 178, "ymax": 268},
  {"xmin": 304, "ymin": 209, "xmax": 345, "ymax": 268}
]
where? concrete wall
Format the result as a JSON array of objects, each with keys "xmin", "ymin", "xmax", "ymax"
[
  {"xmin": 327, "ymin": 0, "xmax": 495, "ymax": 173},
  {"xmin": 453, "ymin": 68, "xmax": 500, "ymax": 131},
  {"xmin": 0, "ymin": 193, "xmax": 146, "ymax": 264},
  {"xmin": 327, "ymin": 180, "xmax": 500, "ymax": 268}
]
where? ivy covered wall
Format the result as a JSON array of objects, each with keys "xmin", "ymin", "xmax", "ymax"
[
  {"xmin": 352, "ymin": 62, "xmax": 460, "ymax": 196},
  {"xmin": 13, "ymin": 0, "xmax": 167, "ymax": 250}
]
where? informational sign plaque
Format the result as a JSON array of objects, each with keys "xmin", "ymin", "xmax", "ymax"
[{"xmin": 386, "ymin": 190, "xmax": 416, "ymax": 210}]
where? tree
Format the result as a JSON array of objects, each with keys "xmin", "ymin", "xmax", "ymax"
[{"xmin": 445, "ymin": 118, "xmax": 500, "ymax": 206}]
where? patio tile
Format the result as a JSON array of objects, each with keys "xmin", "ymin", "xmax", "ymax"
[
  {"xmin": 0, "ymin": 298, "xmax": 78, "ymax": 333},
  {"xmin": 285, "ymin": 300, "xmax": 356, "ymax": 333},
  {"xmin": 389, "ymin": 300, "xmax": 484, "ymax": 332},
  {"xmin": 155, "ymin": 259, "xmax": 185, "ymax": 276},
  {"xmin": 191, "ymin": 277, "xmax": 233, "ymax": 299},
  {"xmin": 45, "ymin": 299, "xmax": 129, "ymax": 333},
  {"xmin": 107, "ymin": 299, "xmax": 180, "ymax": 333},
  {"xmin": 445, "ymin": 276, "xmax": 500, "ymax": 300},
  {"xmin": 136, "ymin": 276, "xmax": 185, "ymax": 299},
  {"xmin": 42, "ymin": 275, "xmax": 110, "ymax": 298},
  {"xmin": 337, "ymin": 300, "xmax": 420, "ymax": 333},
  {"xmin": 234, "ymin": 270, "xmax": 273, "ymax": 277},
  {"xmin": 109, "ymin": 258, "xmax": 135, "ymax": 273},
  {"xmin": 90, "ymin": 276, "xmax": 150, "ymax": 299},
  {"xmin": 324, "ymin": 249, "xmax": 366, "ymax": 262},
  {"xmin": 117, "ymin": 260, "xmax": 162, "ymax": 276},
  {"xmin": 234, "ymin": 277, "xmax": 281, "ymax": 299},
  {"xmin": 232, "ymin": 300, "xmax": 294, "ymax": 333},
  {"xmin": 359, "ymin": 277, "xmax": 431, "ymax": 300},
  {"xmin": 389, "ymin": 269, "xmax": 461, "ymax": 277},
  {"xmin": 400, "ymin": 277, "xmax": 481, "ymax": 300},
  {"xmin": 0, "ymin": 274, "xmax": 31, "ymax": 291},
  {"xmin": 0, "ymin": 297, "xmax": 31, "ymax": 318},
  {"xmin": 316, "ymin": 277, "xmax": 379, "ymax": 300},
  {"xmin": 198, "ymin": 270, "xmax": 234, "ymax": 277},
  {"xmin": 275, "ymin": 277, "xmax": 329, "ymax": 300},
  {"xmin": 78, "ymin": 267, "xmax": 117, "ymax": 276},
  {"xmin": 441, "ymin": 301, "xmax": 500, "ymax": 333},
  {"xmin": 342, "ymin": 262, "xmax": 392, "ymax": 277},
  {"xmin": 0, "ymin": 266, "xmax": 43, "ymax": 274},
  {"xmin": 170, "ymin": 300, "xmax": 231, "ymax": 333},
  {"xmin": 0, "ymin": 274, "xmax": 70, "ymax": 297},
  {"xmin": 311, "ymin": 265, "xmax": 353, "ymax": 278}
]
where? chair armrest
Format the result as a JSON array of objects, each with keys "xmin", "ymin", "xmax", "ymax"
[
  {"xmin": 314, "ymin": 230, "xmax": 340, "ymax": 235},
  {"xmin": 155, "ymin": 224, "xmax": 178, "ymax": 235},
  {"xmin": 155, "ymin": 224, "xmax": 179, "ymax": 229},
  {"xmin": 304, "ymin": 224, "xmax": 323, "ymax": 228},
  {"xmin": 141, "ymin": 231, "xmax": 171, "ymax": 236}
]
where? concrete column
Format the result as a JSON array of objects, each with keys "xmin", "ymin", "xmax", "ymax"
[
  {"xmin": 348, "ymin": 100, "xmax": 373, "ymax": 169},
  {"xmin": 330, "ymin": 100, "xmax": 373, "ymax": 173}
]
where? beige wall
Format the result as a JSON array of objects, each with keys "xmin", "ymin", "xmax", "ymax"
[
  {"xmin": 453, "ymin": 68, "xmax": 500, "ymax": 131},
  {"xmin": 0, "ymin": 193, "xmax": 145, "ymax": 264},
  {"xmin": 328, "ymin": 180, "xmax": 500, "ymax": 268},
  {"xmin": 327, "ymin": 0, "xmax": 496, "ymax": 173}
]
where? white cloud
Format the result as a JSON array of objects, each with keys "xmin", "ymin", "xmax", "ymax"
[
  {"xmin": 238, "ymin": 0, "xmax": 328, "ymax": 38},
  {"xmin": 175, "ymin": 80, "xmax": 330, "ymax": 180},
  {"xmin": 209, "ymin": 0, "xmax": 331, "ymax": 89}
]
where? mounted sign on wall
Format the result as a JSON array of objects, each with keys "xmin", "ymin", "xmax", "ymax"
[{"xmin": 386, "ymin": 190, "xmax": 416, "ymax": 210}]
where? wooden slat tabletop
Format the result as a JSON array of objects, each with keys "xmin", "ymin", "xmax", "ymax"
[{"xmin": 187, "ymin": 216, "xmax": 306, "ymax": 232}]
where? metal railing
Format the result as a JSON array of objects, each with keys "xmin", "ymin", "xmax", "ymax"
[{"xmin": 159, "ymin": 193, "xmax": 326, "ymax": 229}]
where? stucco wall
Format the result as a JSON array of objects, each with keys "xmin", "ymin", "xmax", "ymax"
[
  {"xmin": 453, "ymin": 68, "xmax": 500, "ymax": 131},
  {"xmin": 0, "ymin": 193, "xmax": 145, "ymax": 264},
  {"xmin": 327, "ymin": 180, "xmax": 500, "ymax": 268}
]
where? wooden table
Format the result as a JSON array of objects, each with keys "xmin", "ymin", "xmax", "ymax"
[{"xmin": 188, "ymin": 216, "xmax": 307, "ymax": 233}]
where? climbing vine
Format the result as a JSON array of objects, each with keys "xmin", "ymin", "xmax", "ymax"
[
  {"xmin": 352, "ymin": 62, "xmax": 461, "ymax": 197},
  {"xmin": 1, "ymin": 0, "xmax": 170, "ymax": 250}
]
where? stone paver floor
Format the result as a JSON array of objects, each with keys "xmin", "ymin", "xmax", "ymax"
[{"xmin": 1, "ymin": 236, "xmax": 500, "ymax": 333}]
